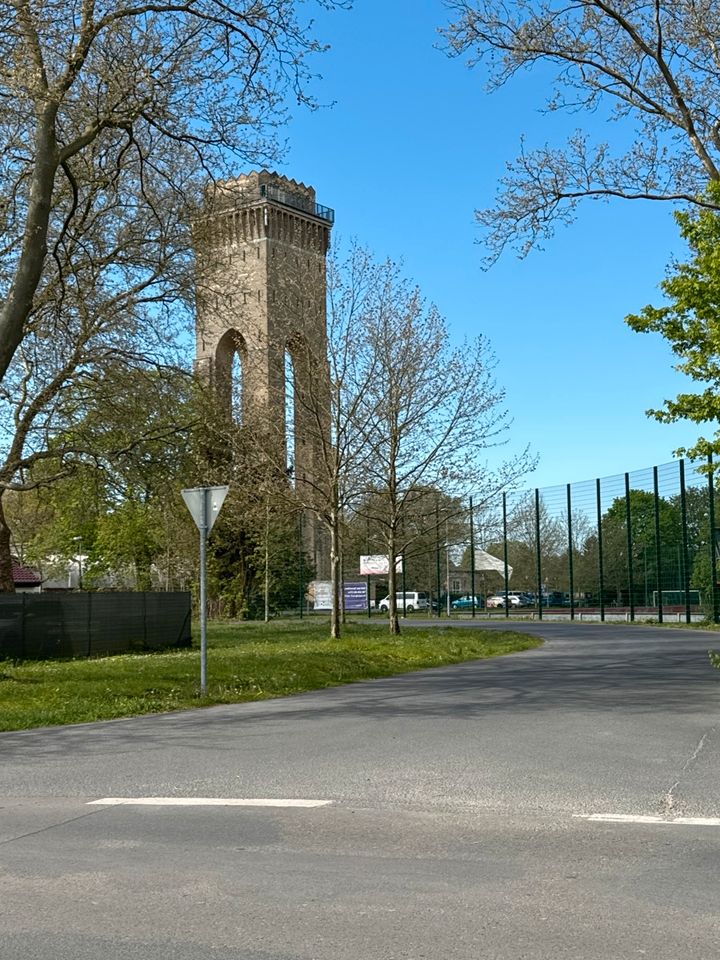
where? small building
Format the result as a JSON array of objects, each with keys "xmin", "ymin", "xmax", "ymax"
[{"xmin": 12, "ymin": 559, "xmax": 43, "ymax": 593}]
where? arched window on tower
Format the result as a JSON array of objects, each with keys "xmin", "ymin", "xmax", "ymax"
[
  {"xmin": 285, "ymin": 349, "xmax": 296, "ymax": 485},
  {"xmin": 216, "ymin": 329, "xmax": 246, "ymax": 424},
  {"xmin": 231, "ymin": 349, "xmax": 243, "ymax": 424}
]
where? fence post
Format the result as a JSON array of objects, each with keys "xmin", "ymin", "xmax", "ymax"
[
  {"xmin": 535, "ymin": 488, "xmax": 543, "ymax": 620},
  {"xmin": 596, "ymin": 478, "xmax": 605, "ymax": 622},
  {"xmin": 625, "ymin": 473, "xmax": 635, "ymax": 622},
  {"xmin": 86, "ymin": 591, "xmax": 92, "ymax": 657},
  {"xmin": 709, "ymin": 453, "xmax": 719, "ymax": 624},
  {"xmin": 567, "ymin": 484, "xmax": 575, "ymax": 620},
  {"xmin": 298, "ymin": 512, "xmax": 304, "ymax": 619},
  {"xmin": 502, "ymin": 492, "xmax": 509, "ymax": 619},
  {"xmin": 469, "ymin": 496, "xmax": 476, "ymax": 617},
  {"xmin": 679, "ymin": 459, "xmax": 691, "ymax": 624},
  {"xmin": 653, "ymin": 465, "xmax": 663, "ymax": 623},
  {"xmin": 435, "ymin": 497, "xmax": 442, "ymax": 617},
  {"xmin": 21, "ymin": 593, "xmax": 26, "ymax": 659}
]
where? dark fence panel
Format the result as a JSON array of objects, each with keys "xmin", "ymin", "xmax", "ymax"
[{"xmin": 0, "ymin": 592, "xmax": 191, "ymax": 661}]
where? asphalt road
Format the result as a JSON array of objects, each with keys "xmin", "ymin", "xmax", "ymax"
[{"xmin": 1, "ymin": 621, "xmax": 720, "ymax": 959}]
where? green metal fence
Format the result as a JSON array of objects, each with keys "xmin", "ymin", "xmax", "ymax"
[
  {"xmin": 353, "ymin": 456, "xmax": 718, "ymax": 623},
  {"xmin": 441, "ymin": 456, "xmax": 718, "ymax": 622}
]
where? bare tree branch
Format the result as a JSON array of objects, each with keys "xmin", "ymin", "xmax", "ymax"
[{"xmin": 442, "ymin": 0, "xmax": 720, "ymax": 260}]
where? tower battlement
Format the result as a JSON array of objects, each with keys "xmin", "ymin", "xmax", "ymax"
[{"xmin": 203, "ymin": 170, "xmax": 334, "ymax": 223}]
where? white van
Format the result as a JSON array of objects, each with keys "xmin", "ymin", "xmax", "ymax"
[{"xmin": 378, "ymin": 592, "xmax": 430, "ymax": 613}]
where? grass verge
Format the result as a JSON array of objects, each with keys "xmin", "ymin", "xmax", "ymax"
[{"xmin": 0, "ymin": 619, "xmax": 541, "ymax": 732}]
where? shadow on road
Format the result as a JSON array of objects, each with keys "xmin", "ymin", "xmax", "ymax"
[{"xmin": 2, "ymin": 624, "xmax": 719, "ymax": 762}]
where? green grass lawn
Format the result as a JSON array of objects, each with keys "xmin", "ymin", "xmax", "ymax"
[{"xmin": 0, "ymin": 618, "xmax": 542, "ymax": 732}]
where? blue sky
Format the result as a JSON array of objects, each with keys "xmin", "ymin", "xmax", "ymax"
[{"xmin": 275, "ymin": 2, "xmax": 701, "ymax": 491}]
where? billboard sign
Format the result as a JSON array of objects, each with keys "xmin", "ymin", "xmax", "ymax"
[
  {"xmin": 308, "ymin": 581, "xmax": 369, "ymax": 611},
  {"xmin": 359, "ymin": 555, "xmax": 403, "ymax": 575},
  {"xmin": 309, "ymin": 580, "xmax": 333, "ymax": 610},
  {"xmin": 344, "ymin": 581, "xmax": 368, "ymax": 611}
]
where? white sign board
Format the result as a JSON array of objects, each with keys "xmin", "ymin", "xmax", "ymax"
[
  {"xmin": 307, "ymin": 581, "xmax": 368, "ymax": 612},
  {"xmin": 360, "ymin": 555, "xmax": 403, "ymax": 575},
  {"xmin": 309, "ymin": 580, "xmax": 333, "ymax": 610}
]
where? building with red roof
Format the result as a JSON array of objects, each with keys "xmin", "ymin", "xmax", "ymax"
[{"xmin": 12, "ymin": 558, "xmax": 43, "ymax": 592}]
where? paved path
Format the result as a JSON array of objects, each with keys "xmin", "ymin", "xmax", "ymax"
[{"xmin": 1, "ymin": 622, "xmax": 719, "ymax": 959}]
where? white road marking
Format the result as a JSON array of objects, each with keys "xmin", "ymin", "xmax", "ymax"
[
  {"xmin": 88, "ymin": 797, "xmax": 332, "ymax": 808},
  {"xmin": 672, "ymin": 817, "xmax": 720, "ymax": 826},
  {"xmin": 576, "ymin": 813, "xmax": 720, "ymax": 826}
]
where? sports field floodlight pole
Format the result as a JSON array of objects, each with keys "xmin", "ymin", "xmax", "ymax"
[{"xmin": 181, "ymin": 485, "xmax": 229, "ymax": 695}]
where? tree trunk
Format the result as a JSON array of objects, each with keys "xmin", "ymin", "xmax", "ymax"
[
  {"xmin": 0, "ymin": 494, "xmax": 15, "ymax": 592},
  {"xmin": 0, "ymin": 112, "xmax": 58, "ymax": 383},
  {"xmin": 264, "ymin": 502, "xmax": 270, "ymax": 622},
  {"xmin": 387, "ymin": 527, "xmax": 400, "ymax": 635},
  {"xmin": 330, "ymin": 512, "xmax": 341, "ymax": 639},
  {"xmin": 340, "ymin": 549, "xmax": 346, "ymax": 625}
]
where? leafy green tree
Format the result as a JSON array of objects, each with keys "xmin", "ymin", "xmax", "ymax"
[
  {"xmin": 663, "ymin": 485, "xmax": 715, "ymax": 613},
  {"xmin": 192, "ymin": 399, "xmax": 313, "ymax": 620},
  {"xmin": 599, "ymin": 490, "xmax": 681, "ymax": 605},
  {"xmin": 91, "ymin": 503, "xmax": 161, "ymax": 592},
  {"xmin": 673, "ymin": 485, "xmax": 718, "ymax": 616},
  {"xmin": 627, "ymin": 183, "xmax": 720, "ymax": 458},
  {"xmin": 8, "ymin": 365, "xmax": 197, "ymax": 590},
  {"xmin": 210, "ymin": 500, "xmax": 310, "ymax": 621},
  {"xmin": 4, "ymin": 485, "xmax": 68, "ymax": 565},
  {"xmin": 0, "ymin": 1, "xmax": 340, "ymax": 590},
  {"xmin": 20, "ymin": 465, "xmax": 105, "ymax": 581}
]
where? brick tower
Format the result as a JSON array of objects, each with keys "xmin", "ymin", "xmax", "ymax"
[{"xmin": 194, "ymin": 171, "xmax": 334, "ymax": 578}]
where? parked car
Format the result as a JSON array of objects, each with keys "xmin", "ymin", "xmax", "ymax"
[
  {"xmin": 509, "ymin": 591, "xmax": 534, "ymax": 606},
  {"xmin": 485, "ymin": 594, "xmax": 508, "ymax": 608},
  {"xmin": 543, "ymin": 591, "xmax": 566, "ymax": 607},
  {"xmin": 524, "ymin": 591, "xmax": 566, "ymax": 607},
  {"xmin": 378, "ymin": 591, "xmax": 430, "ymax": 614},
  {"xmin": 451, "ymin": 595, "xmax": 484, "ymax": 610},
  {"xmin": 486, "ymin": 592, "xmax": 531, "ymax": 608}
]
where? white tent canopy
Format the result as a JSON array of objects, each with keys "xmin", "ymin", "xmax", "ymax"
[{"xmin": 473, "ymin": 548, "xmax": 512, "ymax": 579}]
